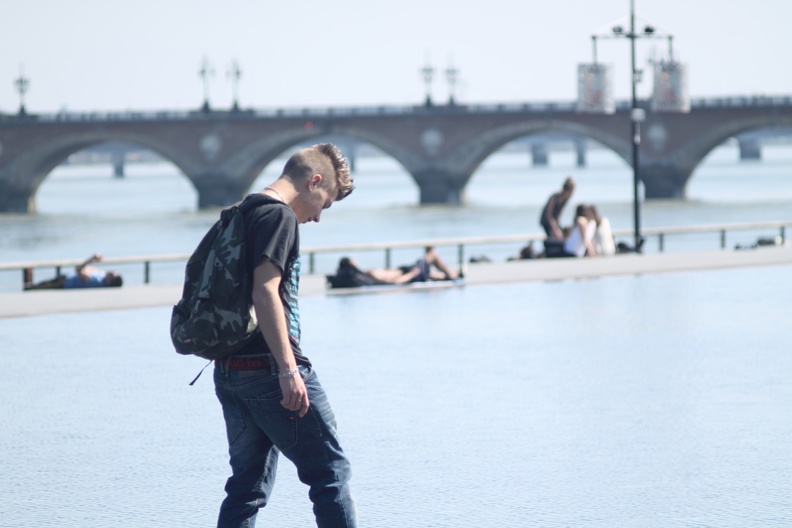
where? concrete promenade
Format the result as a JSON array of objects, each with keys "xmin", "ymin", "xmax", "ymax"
[{"xmin": 2, "ymin": 246, "xmax": 791, "ymax": 319}]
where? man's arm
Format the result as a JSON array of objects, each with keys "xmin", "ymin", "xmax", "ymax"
[
  {"xmin": 75, "ymin": 254, "xmax": 102, "ymax": 280},
  {"xmin": 250, "ymin": 259, "xmax": 310, "ymax": 417}
]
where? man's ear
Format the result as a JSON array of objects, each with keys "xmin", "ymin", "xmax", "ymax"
[{"xmin": 310, "ymin": 173, "xmax": 323, "ymax": 190}]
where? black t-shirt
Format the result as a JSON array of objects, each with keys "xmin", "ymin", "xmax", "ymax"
[{"xmin": 237, "ymin": 194, "xmax": 309, "ymax": 366}]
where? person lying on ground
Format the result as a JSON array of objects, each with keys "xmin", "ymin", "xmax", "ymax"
[
  {"xmin": 328, "ymin": 247, "xmax": 461, "ymax": 288},
  {"xmin": 24, "ymin": 254, "xmax": 123, "ymax": 290}
]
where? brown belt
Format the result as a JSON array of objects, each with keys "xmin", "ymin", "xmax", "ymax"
[{"xmin": 226, "ymin": 355, "xmax": 272, "ymax": 371}]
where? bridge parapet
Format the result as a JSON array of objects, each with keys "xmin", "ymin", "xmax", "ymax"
[{"xmin": 3, "ymin": 94, "xmax": 791, "ymax": 126}]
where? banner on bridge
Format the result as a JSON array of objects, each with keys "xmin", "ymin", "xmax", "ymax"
[
  {"xmin": 651, "ymin": 61, "xmax": 690, "ymax": 113},
  {"xmin": 577, "ymin": 64, "xmax": 615, "ymax": 114}
]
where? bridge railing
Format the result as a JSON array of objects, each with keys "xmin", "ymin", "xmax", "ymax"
[
  {"xmin": 1, "ymin": 220, "xmax": 789, "ymax": 291},
  {"xmin": 4, "ymin": 94, "xmax": 792, "ymax": 124}
]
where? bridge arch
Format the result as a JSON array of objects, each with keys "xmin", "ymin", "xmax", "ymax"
[
  {"xmin": 218, "ymin": 125, "xmax": 423, "ymax": 200},
  {"xmin": 0, "ymin": 131, "xmax": 194, "ymax": 213},
  {"xmin": 438, "ymin": 119, "xmax": 633, "ymax": 203},
  {"xmin": 672, "ymin": 117, "xmax": 792, "ymax": 193}
]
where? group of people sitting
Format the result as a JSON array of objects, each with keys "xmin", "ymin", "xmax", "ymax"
[
  {"xmin": 328, "ymin": 246, "xmax": 461, "ymax": 289},
  {"xmin": 539, "ymin": 177, "xmax": 616, "ymax": 258},
  {"xmin": 552, "ymin": 203, "xmax": 616, "ymax": 258}
]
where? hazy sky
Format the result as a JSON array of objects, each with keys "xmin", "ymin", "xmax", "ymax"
[{"xmin": 2, "ymin": 0, "xmax": 790, "ymax": 113}]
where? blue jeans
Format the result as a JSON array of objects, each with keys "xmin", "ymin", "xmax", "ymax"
[{"xmin": 214, "ymin": 358, "xmax": 357, "ymax": 528}]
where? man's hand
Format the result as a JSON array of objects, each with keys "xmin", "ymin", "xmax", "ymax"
[{"xmin": 280, "ymin": 373, "xmax": 310, "ymax": 417}]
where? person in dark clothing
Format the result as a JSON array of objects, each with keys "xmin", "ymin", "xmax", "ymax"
[
  {"xmin": 328, "ymin": 247, "xmax": 460, "ymax": 288},
  {"xmin": 326, "ymin": 257, "xmax": 383, "ymax": 288},
  {"xmin": 539, "ymin": 176, "xmax": 576, "ymax": 240},
  {"xmin": 23, "ymin": 254, "xmax": 123, "ymax": 290},
  {"xmin": 212, "ymin": 144, "xmax": 358, "ymax": 527}
]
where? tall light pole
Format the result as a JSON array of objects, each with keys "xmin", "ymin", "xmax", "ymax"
[
  {"xmin": 590, "ymin": 0, "xmax": 674, "ymax": 252},
  {"xmin": 14, "ymin": 65, "xmax": 30, "ymax": 116},
  {"xmin": 227, "ymin": 60, "xmax": 242, "ymax": 112},
  {"xmin": 419, "ymin": 57, "xmax": 435, "ymax": 107},
  {"xmin": 445, "ymin": 58, "xmax": 459, "ymax": 106},
  {"xmin": 628, "ymin": 1, "xmax": 643, "ymax": 253},
  {"xmin": 198, "ymin": 57, "xmax": 215, "ymax": 113}
]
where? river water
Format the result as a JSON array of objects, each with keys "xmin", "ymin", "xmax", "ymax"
[{"xmin": 0, "ymin": 142, "xmax": 791, "ymax": 526}]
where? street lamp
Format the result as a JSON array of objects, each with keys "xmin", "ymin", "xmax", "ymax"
[
  {"xmin": 14, "ymin": 65, "xmax": 30, "ymax": 116},
  {"xmin": 419, "ymin": 58, "xmax": 435, "ymax": 107},
  {"xmin": 198, "ymin": 57, "xmax": 215, "ymax": 113},
  {"xmin": 227, "ymin": 60, "xmax": 242, "ymax": 112},
  {"xmin": 445, "ymin": 59, "xmax": 459, "ymax": 106},
  {"xmin": 590, "ymin": 0, "xmax": 674, "ymax": 253}
]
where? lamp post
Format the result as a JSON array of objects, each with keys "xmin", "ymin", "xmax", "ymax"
[
  {"xmin": 14, "ymin": 65, "xmax": 30, "ymax": 116},
  {"xmin": 590, "ymin": 0, "xmax": 674, "ymax": 252},
  {"xmin": 419, "ymin": 58, "xmax": 435, "ymax": 107},
  {"xmin": 445, "ymin": 59, "xmax": 459, "ymax": 106},
  {"xmin": 198, "ymin": 57, "xmax": 215, "ymax": 113},
  {"xmin": 227, "ymin": 60, "xmax": 242, "ymax": 112}
]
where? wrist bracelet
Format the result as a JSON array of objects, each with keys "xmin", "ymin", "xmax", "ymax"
[{"xmin": 278, "ymin": 368, "xmax": 299, "ymax": 379}]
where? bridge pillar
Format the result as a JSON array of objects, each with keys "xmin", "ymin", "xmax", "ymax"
[
  {"xmin": 531, "ymin": 144, "xmax": 548, "ymax": 166},
  {"xmin": 640, "ymin": 163, "xmax": 690, "ymax": 199},
  {"xmin": 412, "ymin": 168, "xmax": 467, "ymax": 205},
  {"xmin": 575, "ymin": 140, "xmax": 586, "ymax": 167},
  {"xmin": 738, "ymin": 139, "xmax": 762, "ymax": 160},
  {"xmin": 0, "ymin": 181, "xmax": 36, "ymax": 213},
  {"xmin": 191, "ymin": 172, "xmax": 251, "ymax": 209},
  {"xmin": 112, "ymin": 152, "xmax": 125, "ymax": 178}
]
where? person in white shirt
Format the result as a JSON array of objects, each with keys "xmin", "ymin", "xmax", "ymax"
[
  {"xmin": 563, "ymin": 205, "xmax": 598, "ymax": 257},
  {"xmin": 590, "ymin": 205, "xmax": 616, "ymax": 256}
]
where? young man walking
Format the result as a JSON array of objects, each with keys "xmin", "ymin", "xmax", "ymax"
[{"xmin": 213, "ymin": 143, "xmax": 357, "ymax": 527}]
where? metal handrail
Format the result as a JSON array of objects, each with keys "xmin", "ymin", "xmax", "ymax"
[{"xmin": 2, "ymin": 220, "xmax": 789, "ymax": 289}]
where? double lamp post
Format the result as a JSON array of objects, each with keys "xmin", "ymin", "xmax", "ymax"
[{"xmin": 589, "ymin": 0, "xmax": 675, "ymax": 252}]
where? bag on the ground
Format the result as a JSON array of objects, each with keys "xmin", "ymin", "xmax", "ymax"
[{"xmin": 170, "ymin": 195, "xmax": 267, "ymax": 360}]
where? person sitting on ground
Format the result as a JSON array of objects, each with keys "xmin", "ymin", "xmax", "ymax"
[
  {"xmin": 589, "ymin": 204, "xmax": 616, "ymax": 256},
  {"xmin": 328, "ymin": 247, "xmax": 461, "ymax": 288},
  {"xmin": 24, "ymin": 254, "xmax": 123, "ymax": 290},
  {"xmin": 562, "ymin": 205, "xmax": 598, "ymax": 258},
  {"xmin": 539, "ymin": 176, "xmax": 575, "ymax": 240}
]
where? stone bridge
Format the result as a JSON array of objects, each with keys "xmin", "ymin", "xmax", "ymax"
[{"xmin": 1, "ymin": 95, "xmax": 791, "ymax": 212}]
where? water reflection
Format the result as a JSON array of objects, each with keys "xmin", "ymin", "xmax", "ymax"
[{"xmin": 1, "ymin": 266, "xmax": 790, "ymax": 526}]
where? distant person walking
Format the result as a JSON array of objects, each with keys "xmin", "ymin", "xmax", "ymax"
[
  {"xmin": 539, "ymin": 176, "xmax": 575, "ymax": 240},
  {"xmin": 210, "ymin": 144, "xmax": 358, "ymax": 527}
]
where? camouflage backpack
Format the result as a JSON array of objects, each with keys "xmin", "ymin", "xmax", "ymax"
[{"xmin": 170, "ymin": 194, "xmax": 269, "ymax": 361}]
